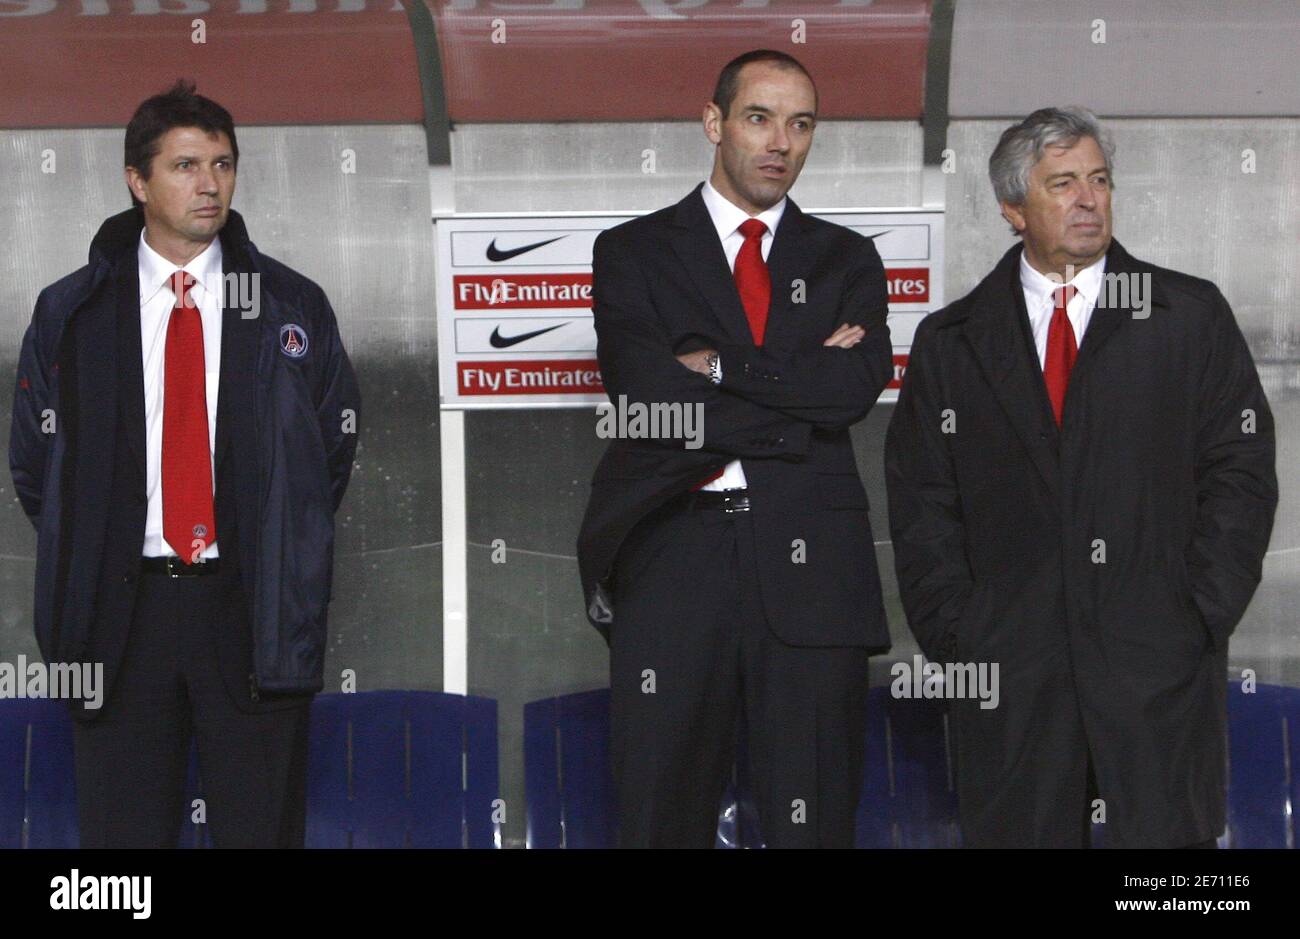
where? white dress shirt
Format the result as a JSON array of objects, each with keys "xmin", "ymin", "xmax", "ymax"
[
  {"xmin": 1019, "ymin": 250, "xmax": 1107, "ymax": 370},
  {"xmin": 137, "ymin": 229, "xmax": 223, "ymax": 559},
  {"xmin": 698, "ymin": 178, "xmax": 787, "ymax": 491}
]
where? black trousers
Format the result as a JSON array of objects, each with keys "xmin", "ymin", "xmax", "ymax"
[
  {"xmin": 72, "ymin": 561, "xmax": 310, "ymax": 848},
  {"xmin": 610, "ymin": 498, "xmax": 870, "ymax": 848}
]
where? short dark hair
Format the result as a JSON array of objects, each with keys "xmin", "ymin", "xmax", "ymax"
[
  {"xmin": 711, "ymin": 49, "xmax": 818, "ymax": 119},
  {"xmin": 124, "ymin": 80, "xmax": 238, "ymax": 207}
]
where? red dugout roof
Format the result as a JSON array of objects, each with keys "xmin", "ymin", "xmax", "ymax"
[
  {"xmin": 427, "ymin": 0, "xmax": 932, "ymax": 122},
  {"xmin": 0, "ymin": 0, "xmax": 423, "ymax": 128},
  {"xmin": 0, "ymin": 0, "xmax": 930, "ymax": 128}
]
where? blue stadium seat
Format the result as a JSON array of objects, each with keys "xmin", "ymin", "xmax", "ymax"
[
  {"xmin": 1225, "ymin": 680, "xmax": 1300, "ymax": 848},
  {"xmin": 0, "ymin": 698, "xmax": 78, "ymax": 848},
  {"xmin": 305, "ymin": 691, "xmax": 500, "ymax": 848},
  {"xmin": 523, "ymin": 689, "xmax": 616, "ymax": 848},
  {"xmin": 518, "ymin": 689, "xmax": 771, "ymax": 848},
  {"xmin": 725, "ymin": 725, "xmax": 764, "ymax": 848},
  {"xmin": 524, "ymin": 688, "xmax": 752, "ymax": 848},
  {"xmin": 857, "ymin": 685, "xmax": 961, "ymax": 848},
  {"xmin": 177, "ymin": 741, "xmax": 213, "ymax": 848},
  {"xmin": 7, "ymin": 683, "xmax": 1297, "ymax": 849},
  {"xmin": 523, "ymin": 683, "xmax": 1300, "ymax": 848},
  {"xmin": 705, "ymin": 687, "xmax": 959, "ymax": 848},
  {"xmin": 0, "ymin": 690, "xmax": 500, "ymax": 849}
]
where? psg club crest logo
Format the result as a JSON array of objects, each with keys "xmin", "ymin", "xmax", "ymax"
[{"xmin": 279, "ymin": 323, "xmax": 309, "ymax": 358}]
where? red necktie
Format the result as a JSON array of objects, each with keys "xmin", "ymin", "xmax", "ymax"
[
  {"xmin": 735, "ymin": 218, "xmax": 771, "ymax": 345},
  {"xmin": 694, "ymin": 218, "xmax": 771, "ymax": 489},
  {"xmin": 162, "ymin": 270, "xmax": 217, "ymax": 561},
  {"xmin": 1043, "ymin": 284, "xmax": 1078, "ymax": 426}
]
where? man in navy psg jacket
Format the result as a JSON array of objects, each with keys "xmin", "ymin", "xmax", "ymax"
[{"xmin": 8, "ymin": 81, "xmax": 360, "ymax": 847}]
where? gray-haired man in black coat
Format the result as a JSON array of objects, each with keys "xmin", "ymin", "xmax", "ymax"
[{"xmin": 886, "ymin": 106, "xmax": 1277, "ymax": 848}]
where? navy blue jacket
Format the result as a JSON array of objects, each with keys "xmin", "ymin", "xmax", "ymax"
[{"xmin": 9, "ymin": 207, "xmax": 360, "ymax": 696}]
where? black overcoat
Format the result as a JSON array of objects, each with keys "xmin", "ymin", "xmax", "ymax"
[{"xmin": 885, "ymin": 238, "xmax": 1278, "ymax": 847}]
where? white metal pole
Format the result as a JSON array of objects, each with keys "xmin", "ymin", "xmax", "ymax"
[{"xmin": 440, "ymin": 407, "xmax": 468, "ymax": 695}]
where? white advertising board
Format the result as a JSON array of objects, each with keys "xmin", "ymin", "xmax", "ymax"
[{"xmin": 435, "ymin": 211, "xmax": 943, "ymax": 408}]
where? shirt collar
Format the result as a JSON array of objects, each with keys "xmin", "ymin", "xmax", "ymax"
[
  {"xmin": 1019, "ymin": 248, "xmax": 1107, "ymax": 308},
  {"xmin": 138, "ymin": 228, "xmax": 224, "ymax": 306},
  {"xmin": 701, "ymin": 178, "xmax": 786, "ymax": 243}
]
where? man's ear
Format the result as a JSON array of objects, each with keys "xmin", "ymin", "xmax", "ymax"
[
  {"xmin": 999, "ymin": 200, "xmax": 1026, "ymax": 234},
  {"xmin": 124, "ymin": 166, "xmax": 147, "ymax": 205},
  {"xmin": 703, "ymin": 102, "xmax": 723, "ymax": 146}
]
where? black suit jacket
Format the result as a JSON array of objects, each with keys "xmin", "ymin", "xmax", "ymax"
[{"xmin": 577, "ymin": 183, "xmax": 893, "ymax": 650}]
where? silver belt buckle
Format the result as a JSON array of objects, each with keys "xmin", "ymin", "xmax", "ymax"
[
  {"xmin": 722, "ymin": 489, "xmax": 750, "ymax": 513},
  {"xmin": 166, "ymin": 556, "xmax": 202, "ymax": 578}
]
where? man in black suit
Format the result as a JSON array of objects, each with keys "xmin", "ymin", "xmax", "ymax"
[
  {"xmin": 577, "ymin": 50, "xmax": 892, "ymax": 848},
  {"xmin": 885, "ymin": 107, "xmax": 1277, "ymax": 847},
  {"xmin": 9, "ymin": 81, "xmax": 360, "ymax": 847}
]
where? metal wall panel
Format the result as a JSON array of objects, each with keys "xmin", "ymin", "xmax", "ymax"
[
  {"xmin": 950, "ymin": 0, "xmax": 1300, "ymax": 118},
  {"xmin": 451, "ymin": 120, "xmax": 924, "ymax": 211}
]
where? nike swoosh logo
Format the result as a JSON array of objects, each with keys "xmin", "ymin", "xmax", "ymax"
[
  {"xmin": 489, "ymin": 324, "xmax": 565, "ymax": 348},
  {"xmin": 866, "ymin": 230, "xmax": 891, "ymax": 240},
  {"xmin": 486, "ymin": 236, "xmax": 565, "ymax": 262}
]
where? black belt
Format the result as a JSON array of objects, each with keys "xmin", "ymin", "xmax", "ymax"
[
  {"xmin": 140, "ymin": 556, "xmax": 221, "ymax": 577},
  {"xmin": 678, "ymin": 488, "xmax": 751, "ymax": 513}
]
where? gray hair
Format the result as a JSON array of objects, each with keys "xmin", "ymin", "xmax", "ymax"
[{"xmin": 989, "ymin": 106, "xmax": 1116, "ymax": 233}]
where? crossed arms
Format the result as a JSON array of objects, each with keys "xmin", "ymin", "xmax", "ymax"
[{"xmin": 591, "ymin": 229, "xmax": 893, "ymax": 461}]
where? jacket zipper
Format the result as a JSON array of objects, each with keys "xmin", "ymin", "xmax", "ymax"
[{"xmin": 248, "ymin": 672, "xmax": 260, "ymax": 702}]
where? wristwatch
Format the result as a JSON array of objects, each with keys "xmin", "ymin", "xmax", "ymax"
[{"xmin": 707, "ymin": 351, "xmax": 722, "ymax": 385}]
